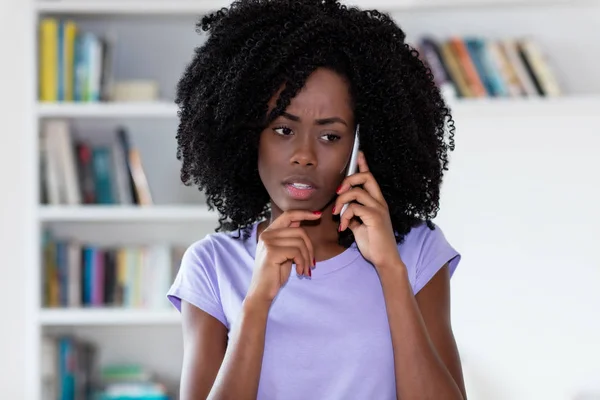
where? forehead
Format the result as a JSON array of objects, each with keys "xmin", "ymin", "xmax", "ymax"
[{"xmin": 268, "ymin": 68, "xmax": 353, "ymax": 119}]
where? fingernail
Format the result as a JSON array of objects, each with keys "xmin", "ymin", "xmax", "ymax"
[
  {"xmin": 338, "ymin": 225, "xmax": 341, "ymax": 232},
  {"xmin": 313, "ymin": 257, "xmax": 316, "ymax": 266},
  {"xmin": 336, "ymin": 185, "xmax": 343, "ymax": 194},
  {"xmin": 308, "ymin": 268, "xmax": 312, "ymax": 277},
  {"xmin": 313, "ymin": 211, "xmax": 322, "ymax": 216},
  {"xmin": 332, "ymin": 205, "xmax": 336, "ymax": 213}
]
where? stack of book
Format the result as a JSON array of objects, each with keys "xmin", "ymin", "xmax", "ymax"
[
  {"xmin": 39, "ymin": 122, "xmax": 153, "ymax": 206},
  {"xmin": 38, "ymin": 18, "xmax": 112, "ymax": 103},
  {"xmin": 42, "ymin": 232, "xmax": 185, "ymax": 310},
  {"xmin": 42, "ymin": 335, "xmax": 97, "ymax": 400},
  {"xmin": 97, "ymin": 364, "xmax": 170, "ymax": 400},
  {"xmin": 42, "ymin": 336, "xmax": 171, "ymax": 400},
  {"xmin": 416, "ymin": 36, "xmax": 562, "ymax": 99}
]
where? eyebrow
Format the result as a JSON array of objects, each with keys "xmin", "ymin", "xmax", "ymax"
[{"xmin": 281, "ymin": 112, "xmax": 348, "ymax": 127}]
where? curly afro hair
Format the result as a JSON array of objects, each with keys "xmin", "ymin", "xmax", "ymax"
[{"xmin": 175, "ymin": 0, "xmax": 456, "ymax": 246}]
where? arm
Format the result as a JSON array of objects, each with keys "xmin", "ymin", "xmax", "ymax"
[
  {"xmin": 178, "ymin": 211, "xmax": 319, "ymax": 400},
  {"xmin": 180, "ymin": 299, "xmax": 269, "ymax": 400},
  {"xmin": 332, "ymin": 151, "xmax": 465, "ymax": 399},
  {"xmin": 377, "ymin": 263, "xmax": 466, "ymax": 400},
  {"xmin": 180, "ymin": 301, "xmax": 227, "ymax": 400},
  {"xmin": 208, "ymin": 299, "xmax": 269, "ymax": 400}
]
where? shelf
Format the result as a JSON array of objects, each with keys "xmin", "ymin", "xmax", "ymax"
[
  {"xmin": 447, "ymin": 95, "xmax": 600, "ymax": 117},
  {"xmin": 37, "ymin": 101, "xmax": 178, "ymax": 118},
  {"xmin": 39, "ymin": 308, "xmax": 180, "ymax": 326},
  {"xmin": 38, "ymin": 205, "xmax": 217, "ymax": 222},
  {"xmin": 34, "ymin": 0, "xmax": 576, "ymax": 15},
  {"xmin": 36, "ymin": 95, "xmax": 600, "ymax": 120},
  {"xmin": 36, "ymin": 0, "xmax": 231, "ymax": 14}
]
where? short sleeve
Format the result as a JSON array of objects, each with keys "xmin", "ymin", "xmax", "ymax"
[
  {"xmin": 413, "ymin": 224, "xmax": 461, "ymax": 294},
  {"xmin": 166, "ymin": 236, "xmax": 228, "ymax": 328}
]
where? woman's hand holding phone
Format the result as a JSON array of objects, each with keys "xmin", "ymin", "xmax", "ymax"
[
  {"xmin": 333, "ymin": 151, "xmax": 401, "ymax": 271},
  {"xmin": 246, "ymin": 210, "xmax": 321, "ymax": 306}
]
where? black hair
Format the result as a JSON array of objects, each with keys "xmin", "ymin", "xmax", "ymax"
[{"xmin": 175, "ymin": 0, "xmax": 455, "ymax": 246}]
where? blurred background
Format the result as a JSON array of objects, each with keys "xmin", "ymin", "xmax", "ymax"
[{"xmin": 1, "ymin": 0, "xmax": 599, "ymax": 399}]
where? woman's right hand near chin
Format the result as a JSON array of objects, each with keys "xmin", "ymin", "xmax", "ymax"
[{"xmin": 246, "ymin": 210, "xmax": 322, "ymax": 306}]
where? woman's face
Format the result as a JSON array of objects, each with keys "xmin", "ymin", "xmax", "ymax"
[{"xmin": 258, "ymin": 68, "xmax": 355, "ymax": 214}]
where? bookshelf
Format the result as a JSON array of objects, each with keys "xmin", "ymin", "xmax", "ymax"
[
  {"xmin": 39, "ymin": 205, "xmax": 217, "ymax": 222},
  {"xmin": 37, "ymin": 101, "xmax": 178, "ymax": 118},
  {"xmin": 36, "ymin": 94, "xmax": 600, "ymax": 119},
  {"xmin": 39, "ymin": 308, "xmax": 180, "ymax": 326},
  {"xmin": 27, "ymin": 0, "xmax": 600, "ymax": 399},
  {"xmin": 34, "ymin": 0, "xmax": 577, "ymax": 14}
]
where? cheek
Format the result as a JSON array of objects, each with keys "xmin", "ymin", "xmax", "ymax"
[
  {"xmin": 328, "ymin": 146, "xmax": 353, "ymax": 176},
  {"xmin": 320, "ymin": 152, "xmax": 348, "ymax": 186}
]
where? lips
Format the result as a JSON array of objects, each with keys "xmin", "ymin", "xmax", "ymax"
[
  {"xmin": 282, "ymin": 176, "xmax": 318, "ymax": 201},
  {"xmin": 282, "ymin": 176, "xmax": 318, "ymax": 189}
]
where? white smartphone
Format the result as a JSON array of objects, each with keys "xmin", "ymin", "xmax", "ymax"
[{"xmin": 339, "ymin": 124, "xmax": 360, "ymax": 217}]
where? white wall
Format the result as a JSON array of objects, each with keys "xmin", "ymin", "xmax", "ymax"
[
  {"xmin": 0, "ymin": 0, "xmax": 31, "ymax": 398},
  {"xmin": 436, "ymin": 105, "xmax": 600, "ymax": 399}
]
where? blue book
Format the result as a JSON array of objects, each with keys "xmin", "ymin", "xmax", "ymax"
[
  {"xmin": 57, "ymin": 21, "xmax": 64, "ymax": 101},
  {"xmin": 83, "ymin": 246, "xmax": 95, "ymax": 305},
  {"xmin": 92, "ymin": 147, "xmax": 114, "ymax": 204},
  {"xmin": 59, "ymin": 338, "xmax": 75, "ymax": 400}
]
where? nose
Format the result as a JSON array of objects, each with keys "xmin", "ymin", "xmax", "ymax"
[{"xmin": 289, "ymin": 136, "xmax": 317, "ymax": 167}]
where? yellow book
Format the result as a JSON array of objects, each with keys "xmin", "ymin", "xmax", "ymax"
[
  {"xmin": 39, "ymin": 18, "xmax": 58, "ymax": 102},
  {"xmin": 440, "ymin": 41, "xmax": 472, "ymax": 98},
  {"xmin": 63, "ymin": 21, "xmax": 78, "ymax": 101}
]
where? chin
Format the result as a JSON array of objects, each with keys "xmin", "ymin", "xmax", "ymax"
[
  {"xmin": 280, "ymin": 197, "xmax": 334, "ymax": 213},
  {"xmin": 279, "ymin": 199, "xmax": 315, "ymax": 211}
]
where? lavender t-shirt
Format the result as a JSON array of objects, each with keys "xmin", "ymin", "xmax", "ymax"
[{"xmin": 167, "ymin": 221, "xmax": 460, "ymax": 399}]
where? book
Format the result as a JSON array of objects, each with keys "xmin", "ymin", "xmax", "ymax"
[
  {"xmin": 40, "ymin": 123, "xmax": 153, "ymax": 206},
  {"xmin": 415, "ymin": 35, "xmax": 563, "ymax": 99}
]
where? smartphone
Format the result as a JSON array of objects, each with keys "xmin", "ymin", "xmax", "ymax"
[{"xmin": 339, "ymin": 124, "xmax": 360, "ymax": 217}]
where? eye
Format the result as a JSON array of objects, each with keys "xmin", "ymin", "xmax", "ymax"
[
  {"xmin": 321, "ymin": 133, "xmax": 341, "ymax": 142},
  {"xmin": 273, "ymin": 126, "xmax": 293, "ymax": 136}
]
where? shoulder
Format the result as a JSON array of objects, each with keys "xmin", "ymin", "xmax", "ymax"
[
  {"xmin": 399, "ymin": 221, "xmax": 461, "ymax": 294},
  {"xmin": 167, "ymin": 225, "xmax": 256, "ymax": 327},
  {"xmin": 184, "ymin": 224, "xmax": 255, "ymax": 263}
]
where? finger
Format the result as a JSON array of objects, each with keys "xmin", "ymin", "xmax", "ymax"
[
  {"xmin": 338, "ymin": 203, "xmax": 356, "ymax": 232},
  {"xmin": 275, "ymin": 246, "xmax": 307, "ymax": 273},
  {"xmin": 268, "ymin": 210, "xmax": 323, "ymax": 230},
  {"xmin": 339, "ymin": 151, "xmax": 384, "ymax": 202},
  {"xmin": 337, "ymin": 171, "xmax": 386, "ymax": 205},
  {"xmin": 357, "ymin": 150, "xmax": 369, "ymax": 173},
  {"xmin": 338, "ymin": 203, "xmax": 371, "ymax": 232},
  {"xmin": 333, "ymin": 187, "xmax": 379, "ymax": 216},
  {"xmin": 280, "ymin": 260, "xmax": 293, "ymax": 285},
  {"xmin": 269, "ymin": 237, "xmax": 311, "ymax": 272},
  {"xmin": 262, "ymin": 227, "xmax": 314, "ymax": 268}
]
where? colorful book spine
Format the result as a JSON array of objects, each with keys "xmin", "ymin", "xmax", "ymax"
[{"xmin": 39, "ymin": 18, "xmax": 58, "ymax": 102}]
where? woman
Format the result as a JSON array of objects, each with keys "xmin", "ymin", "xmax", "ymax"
[{"xmin": 167, "ymin": 0, "xmax": 466, "ymax": 399}]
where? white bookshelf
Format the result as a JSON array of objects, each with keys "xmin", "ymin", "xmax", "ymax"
[
  {"xmin": 27, "ymin": 0, "xmax": 600, "ymax": 399},
  {"xmin": 38, "ymin": 204, "xmax": 217, "ymax": 221},
  {"xmin": 37, "ymin": 101, "xmax": 178, "ymax": 118},
  {"xmin": 34, "ymin": 0, "xmax": 577, "ymax": 14},
  {"xmin": 36, "ymin": 94, "xmax": 600, "ymax": 120},
  {"xmin": 39, "ymin": 308, "xmax": 180, "ymax": 326}
]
